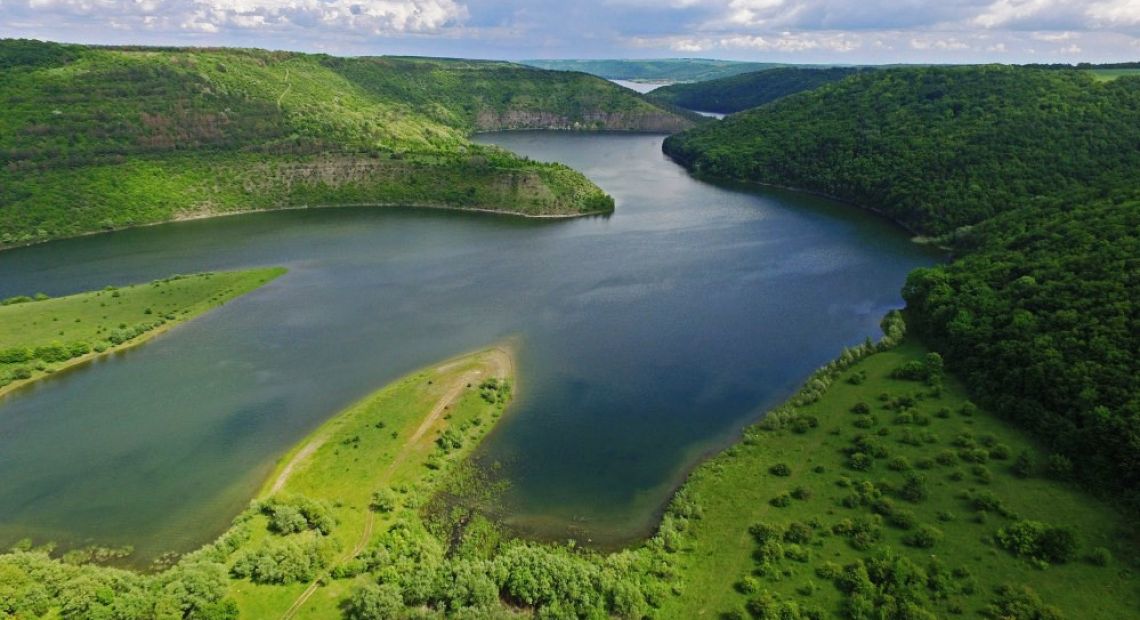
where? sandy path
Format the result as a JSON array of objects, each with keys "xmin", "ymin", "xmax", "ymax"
[
  {"xmin": 280, "ymin": 348, "xmax": 511, "ymax": 619},
  {"xmin": 266, "ymin": 434, "xmax": 328, "ymax": 496}
]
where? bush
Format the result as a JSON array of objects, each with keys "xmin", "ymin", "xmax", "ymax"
[
  {"xmin": 851, "ymin": 402, "xmax": 871, "ymax": 415},
  {"xmin": 261, "ymin": 496, "xmax": 335, "ymax": 535},
  {"xmin": 230, "ymin": 538, "xmax": 326, "ymax": 584},
  {"xmin": 847, "ymin": 452, "xmax": 873, "ymax": 471},
  {"xmin": 790, "ymin": 487, "xmax": 812, "ymax": 501},
  {"xmin": 1087, "ymin": 547, "xmax": 1112, "ymax": 567},
  {"xmin": 995, "ymin": 520, "xmax": 1079, "ymax": 564},
  {"xmin": 370, "ymin": 488, "xmax": 398, "ymax": 513},
  {"xmin": 344, "ymin": 583, "xmax": 404, "ymax": 620},
  {"xmin": 769, "ymin": 463, "xmax": 791, "ymax": 477},
  {"xmin": 898, "ymin": 473, "xmax": 928, "ymax": 503},
  {"xmin": 1012, "ymin": 451, "xmax": 1034, "ymax": 478},
  {"xmin": 983, "ymin": 584, "xmax": 1063, "ymax": 620},
  {"xmin": 904, "ymin": 525, "xmax": 943, "ymax": 549},
  {"xmin": 769, "ymin": 493, "xmax": 792, "ymax": 508}
]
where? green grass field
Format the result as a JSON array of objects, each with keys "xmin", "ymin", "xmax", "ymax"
[
  {"xmin": 0, "ymin": 268, "xmax": 285, "ymax": 396},
  {"xmin": 660, "ymin": 339, "xmax": 1139, "ymax": 618}
]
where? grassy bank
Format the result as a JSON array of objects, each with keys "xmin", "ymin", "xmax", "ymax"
[
  {"xmin": 0, "ymin": 268, "xmax": 285, "ymax": 398},
  {"xmin": 659, "ymin": 337, "xmax": 1139, "ymax": 618}
]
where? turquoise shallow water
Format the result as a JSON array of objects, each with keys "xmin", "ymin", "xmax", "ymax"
[{"xmin": 0, "ymin": 132, "xmax": 941, "ymax": 560}]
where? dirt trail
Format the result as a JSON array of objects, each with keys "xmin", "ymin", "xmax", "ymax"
[{"xmin": 280, "ymin": 348, "xmax": 511, "ymax": 619}]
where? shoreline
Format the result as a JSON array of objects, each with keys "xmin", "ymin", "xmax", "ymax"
[
  {"xmin": 0, "ymin": 267, "xmax": 286, "ymax": 401},
  {"xmin": 0, "ymin": 201, "xmax": 612, "ymax": 254}
]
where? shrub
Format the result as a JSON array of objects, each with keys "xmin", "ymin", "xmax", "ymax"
[
  {"xmin": 770, "ymin": 493, "xmax": 792, "ymax": 508},
  {"xmin": 898, "ymin": 473, "xmax": 928, "ymax": 503},
  {"xmin": 851, "ymin": 402, "xmax": 871, "ymax": 415},
  {"xmin": 887, "ymin": 509, "xmax": 917, "ymax": 530},
  {"xmin": 888, "ymin": 457, "xmax": 912, "ymax": 472},
  {"xmin": 1012, "ymin": 451, "xmax": 1034, "ymax": 478},
  {"xmin": 1087, "ymin": 547, "xmax": 1112, "ymax": 567},
  {"xmin": 783, "ymin": 522, "xmax": 813, "ymax": 544},
  {"xmin": 344, "ymin": 583, "xmax": 404, "ymax": 620},
  {"xmin": 790, "ymin": 487, "xmax": 812, "ymax": 501},
  {"xmin": 847, "ymin": 452, "xmax": 873, "ymax": 471},
  {"xmin": 261, "ymin": 496, "xmax": 335, "ymax": 535},
  {"xmin": 903, "ymin": 525, "xmax": 942, "ymax": 549},
  {"xmin": 983, "ymin": 584, "xmax": 1063, "ymax": 620},
  {"xmin": 230, "ymin": 538, "xmax": 326, "ymax": 584},
  {"xmin": 769, "ymin": 463, "xmax": 791, "ymax": 477},
  {"xmin": 996, "ymin": 520, "xmax": 1079, "ymax": 564},
  {"xmin": 370, "ymin": 488, "xmax": 398, "ymax": 513}
]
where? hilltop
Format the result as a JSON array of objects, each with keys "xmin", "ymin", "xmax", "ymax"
[{"xmin": 0, "ymin": 40, "xmax": 695, "ymax": 247}]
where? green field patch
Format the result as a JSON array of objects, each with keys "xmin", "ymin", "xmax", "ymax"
[{"xmin": 0, "ymin": 267, "xmax": 285, "ymax": 396}]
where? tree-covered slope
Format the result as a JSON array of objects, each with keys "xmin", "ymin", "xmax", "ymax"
[
  {"xmin": 0, "ymin": 40, "xmax": 693, "ymax": 247},
  {"xmin": 663, "ymin": 65, "xmax": 1140, "ymax": 512},
  {"xmin": 663, "ymin": 66, "xmax": 1140, "ymax": 235},
  {"xmin": 649, "ymin": 66, "xmax": 866, "ymax": 113}
]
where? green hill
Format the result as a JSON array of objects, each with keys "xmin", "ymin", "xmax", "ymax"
[
  {"xmin": 649, "ymin": 66, "xmax": 867, "ymax": 113},
  {"xmin": 664, "ymin": 65, "xmax": 1140, "ymax": 513},
  {"xmin": 0, "ymin": 40, "xmax": 695, "ymax": 247},
  {"xmin": 521, "ymin": 58, "xmax": 784, "ymax": 82}
]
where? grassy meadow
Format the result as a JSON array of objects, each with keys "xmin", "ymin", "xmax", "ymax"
[
  {"xmin": 0, "ymin": 268, "xmax": 285, "ymax": 396},
  {"xmin": 660, "ymin": 339, "xmax": 1139, "ymax": 619}
]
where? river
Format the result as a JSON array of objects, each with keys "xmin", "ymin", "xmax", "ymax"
[{"xmin": 0, "ymin": 132, "xmax": 942, "ymax": 561}]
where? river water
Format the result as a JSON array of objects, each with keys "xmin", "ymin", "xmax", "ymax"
[{"xmin": 0, "ymin": 132, "xmax": 941, "ymax": 560}]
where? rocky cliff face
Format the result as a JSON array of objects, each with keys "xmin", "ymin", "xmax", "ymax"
[{"xmin": 474, "ymin": 109, "xmax": 694, "ymax": 133}]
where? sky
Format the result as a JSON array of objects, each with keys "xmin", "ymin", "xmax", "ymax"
[{"xmin": 2, "ymin": 1, "xmax": 1139, "ymax": 64}]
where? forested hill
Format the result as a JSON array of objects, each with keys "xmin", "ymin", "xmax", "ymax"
[
  {"xmin": 0, "ymin": 40, "xmax": 694, "ymax": 247},
  {"xmin": 649, "ymin": 66, "xmax": 866, "ymax": 113},
  {"xmin": 664, "ymin": 65, "xmax": 1140, "ymax": 512},
  {"xmin": 663, "ymin": 66, "xmax": 1140, "ymax": 236}
]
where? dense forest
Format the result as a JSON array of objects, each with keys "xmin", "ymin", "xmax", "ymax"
[
  {"xmin": 664, "ymin": 65, "xmax": 1140, "ymax": 513},
  {"xmin": 649, "ymin": 67, "xmax": 866, "ymax": 113},
  {"xmin": 0, "ymin": 40, "xmax": 694, "ymax": 246}
]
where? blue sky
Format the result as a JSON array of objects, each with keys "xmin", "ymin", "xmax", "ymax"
[{"xmin": 2, "ymin": 1, "xmax": 1139, "ymax": 63}]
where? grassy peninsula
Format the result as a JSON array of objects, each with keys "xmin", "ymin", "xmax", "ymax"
[
  {"xmin": 0, "ymin": 40, "xmax": 697, "ymax": 247},
  {"xmin": 0, "ymin": 268, "xmax": 284, "ymax": 397}
]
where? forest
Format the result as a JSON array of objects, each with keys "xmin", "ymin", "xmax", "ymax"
[
  {"xmin": 663, "ymin": 65, "xmax": 1140, "ymax": 514},
  {"xmin": 0, "ymin": 40, "xmax": 694, "ymax": 247},
  {"xmin": 648, "ymin": 67, "xmax": 866, "ymax": 113}
]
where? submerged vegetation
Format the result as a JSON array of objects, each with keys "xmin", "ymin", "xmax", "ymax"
[
  {"xmin": 0, "ymin": 40, "xmax": 698, "ymax": 247},
  {"xmin": 664, "ymin": 64, "xmax": 1140, "ymax": 516},
  {"xmin": 0, "ymin": 268, "xmax": 284, "ymax": 396}
]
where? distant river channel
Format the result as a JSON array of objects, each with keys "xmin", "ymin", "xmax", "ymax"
[{"xmin": 0, "ymin": 132, "xmax": 942, "ymax": 562}]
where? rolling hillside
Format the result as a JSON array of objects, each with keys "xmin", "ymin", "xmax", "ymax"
[{"xmin": 0, "ymin": 40, "xmax": 694, "ymax": 247}]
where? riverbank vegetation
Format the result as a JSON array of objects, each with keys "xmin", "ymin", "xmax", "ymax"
[
  {"xmin": 0, "ymin": 40, "xmax": 697, "ymax": 247},
  {"xmin": 2, "ymin": 323, "xmax": 1137, "ymax": 617},
  {"xmin": 0, "ymin": 268, "xmax": 284, "ymax": 397},
  {"xmin": 648, "ymin": 67, "xmax": 866, "ymax": 114},
  {"xmin": 663, "ymin": 65, "xmax": 1140, "ymax": 517}
]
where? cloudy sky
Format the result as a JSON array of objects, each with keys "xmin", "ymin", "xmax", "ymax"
[{"xmin": 2, "ymin": 0, "xmax": 1139, "ymax": 63}]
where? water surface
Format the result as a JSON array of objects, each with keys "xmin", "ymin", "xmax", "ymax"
[{"xmin": 0, "ymin": 133, "xmax": 941, "ymax": 559}]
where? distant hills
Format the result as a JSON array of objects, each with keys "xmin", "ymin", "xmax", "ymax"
[
  {"xmin": 649, "ymin": 66, "xmax": 869, "ymax": 113},
  {"xmin": 520, "ymin": 58, "xmax": 788, "ymax": 82}
]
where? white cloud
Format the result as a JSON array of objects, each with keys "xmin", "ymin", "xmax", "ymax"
[{"xmin": 7, "ymin": 0, "xmax": 469, "ymax": 36}]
